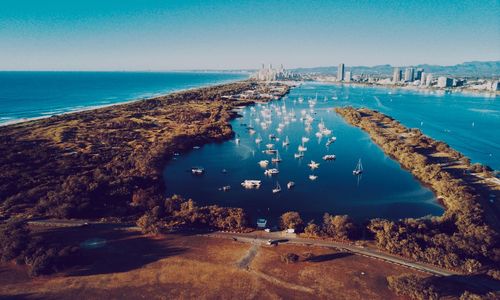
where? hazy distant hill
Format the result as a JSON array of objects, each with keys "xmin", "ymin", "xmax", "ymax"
[{"xmin": 291, "ymin": 61, "xmax": 500, "ymax": 78}]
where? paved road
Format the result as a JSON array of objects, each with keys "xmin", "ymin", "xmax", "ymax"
[{"xmin": 202, "ymin": 231, "xmax": 459, "ymax": 277}]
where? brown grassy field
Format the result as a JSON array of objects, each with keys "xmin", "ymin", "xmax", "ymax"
[{"xmin": 0, "ymin": 225, "xmax": 417, "ymax": 299}]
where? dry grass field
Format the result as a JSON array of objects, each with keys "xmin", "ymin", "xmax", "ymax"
[{"xmin": 0, "ymin": 225, "xmax": 419, "ymax": 299}]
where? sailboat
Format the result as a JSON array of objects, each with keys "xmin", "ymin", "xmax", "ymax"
[
  {"xmin": 272, "ymin": 181, "xmax": 282, "ymax": 193},
  {"xmin": 272, "ymin": 150, "xmax": 282, "ymax": 163},
  {"xmin": 235, "ymin": 134, "xmax": 240, "ymax": 144},
  {"xmin": 353, "ymin": 159, "xmax": 363, "ymax": 175},
  {"xmin": 282, "ymin": 136, "xmax": 290, "ymax": 147},
  {"xmin": 255, "ymin": 134, "xmax": 262, "ymax": 144},
  {"xmin": 294, "ymin": 152, "xmax": 304, "ymax": 159},
  {"xmin": 308, "ymin": 160, "xmax": 320, "ymax": 169}
]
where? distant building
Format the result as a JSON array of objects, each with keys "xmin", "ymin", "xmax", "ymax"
[
  {"xmin": 392, "ymin": 67, "xmax": 402, "ymax": 83},
  {"xmin": 345, "ymin": 71, "xmax": 352, "ymax": 82},
  {"xmin": 337, "ymin": 63, "xmax": 345, "ymax": 81},
  {"xmin": 415, "ymin": 68, "xmax": 424, "ymax": 80},
  {"xmin": 404, "ymin": 67, "xmax": 415, "ymax": 82},
  {"xmin": 425, "ymin": 73, "xmax": 433, "ymax": 86},
  {"xmin": 254, "ymin": 64, "xmax": 296, "ymax": 81},
  {"xmin": 420, "ymin": 72, "xmax": 426, "ymax": 85},
  {"xmin": 491, "ymin": 81, "xmax": 500, "ymax": 91},
  {"xmin": 437, "ymin": 76, "xmax": 453, "ymax": 88}
]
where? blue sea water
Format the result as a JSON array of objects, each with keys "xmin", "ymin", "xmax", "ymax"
[
  {"xmin": 163, "ymin": 82, "xmax": 499, "ymax": 224},
  {"xmin": 0, "ymin": 71, "xmax": 248, "ymax": 124}
]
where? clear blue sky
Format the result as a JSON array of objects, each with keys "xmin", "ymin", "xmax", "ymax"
[{"xmin": 1, "ymin": 0, "xmax": 499, "ymax": 70}]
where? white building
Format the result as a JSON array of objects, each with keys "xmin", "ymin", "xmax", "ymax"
[
  {"xmin": 393, "ymin": 67, "xmax": 402, "ymax": 83},
  {"xmin": 254, "ymin": 64, "xmax": 296, "ymax": 81},
  {"xmin": 420, "ymin": 72, "xmax": 426, "ymax": 85},
  {"xmin": 404, "ymin": 67, "xmax": 415, "ymax": 82},
  {"xmin": 344, "ymin": 71, "xmax": 352, "ymax": 82},
  {"xmin": 437, "ymin": 76, "xmax": 453, "ymax": 88},
  {"xmin": 425, "ymin": 73, "xmax": 433, "ymax": 86}
]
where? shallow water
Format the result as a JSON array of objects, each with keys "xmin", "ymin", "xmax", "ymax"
[{"xmin": 164, "ymin": 83, "xmax": 448, "ymax": 225}]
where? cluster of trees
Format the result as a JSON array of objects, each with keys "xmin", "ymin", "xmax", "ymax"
[
  {"xmin": 0, "ymin": 220, "xmax": 80, "ymax": 276},
  {"xmin": 336, "ymin": 107, "xmax": 499, "ymax": 273},
  {"xmin": 387, "ymin": 273, "xmax": 500, "ymax": 300},
  {"xmin": 136, "ymin": 195, "xmax": 248, "ymax": 234},
  {"xmin": 280, "ymin": 211, "xmax": 357, "ymax": 240}
]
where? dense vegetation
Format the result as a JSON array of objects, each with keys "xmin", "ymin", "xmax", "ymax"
[
  {"xmin": 280, "ymin": 211, "xmax": 357, "ymax": 240},
  {"xmin": 136, "ymin": 195, "xmax": 247, "ymax": 233},
  {"xmin": 0, "ymin": 220, "xmax": 80, "ymax": 276},
  {"xmin": 336, "ymin": 107, "xmax": 499, "ymax": 273},
  {"xmin": 0, "ymin": 81, "xmax": 288, "ymax": 220}
]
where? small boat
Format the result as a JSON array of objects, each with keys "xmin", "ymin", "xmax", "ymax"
[
  {"xmin": 241, "ymin": 180, "xmax": 262, "ymax": 189},
  {"xmin": 235, "ymin": 138, "xmax": 240, "ymax": 144},
  {"xmin": 271, "ymin": 151, "xmax": 282, "ymax": 163},
  {"xmin": 255, "ymin": 134, "xmax": 262, "ymax": 144},
  {"xmin": 282, "ymin": 136, "xmax": 290, "ymax": 147},
  {"xmin": 264, "ymin": 168, "xmax": 279, "ymax": 176},
  {"xmin": 322, "ymin": 154, "xmax": 336, "ymax": 161},
  {"xmin": 321, "ymin": 129, "xmax": 332, "ymax": 135},
  {"xmin": 219, "ymin": 185, "xmax": 231, "ymax": 192},
  {"xmin": 221, "ymin": 169, "xmax": 228, "ymax": 173},
  {"xmin": 294, "ymin": 152, "xmax": 304, "ymax": 159},
  {"xmin": 266, "ymin": 143, "xmax": 274, "ymax": 149},
  {"xmin": 248, "ymin": 129, "xmax": 256, "ymax": 135},
  {"xmin": 302, "ymin": 137, "xmax": 310, "ymax": 143},
  {"xmin": 326, "ymin": 137, "xmax": 337, "ymax": 146},
  {"xmin": 287, "ymin": 181, "xmax": 295, "ymax": 189},
  {"xmin": 269, "ymin": 134, "xmax": 276, "ymax": 140},
  {"xmin": 298, "ymin": 144, "xmax": 307, "ymax": 152},
  {"xmin": 308, "ymin": 161, "xmax": 320, "ymax": 169},
  {"xmin": 173, "ymin": 152, "xmax": 180, "ymax": 156},
  {"xmin": 191, "ymin": 167, "xmax": 205, "ymax": 175},
  {"xmin": 309, "ymin": 175, "xmax": 318, "ymax": 181},
  {"xmin": 263, "ymin": 149, "xmax": 277, "ymax": 155},
  {"xmin": 272, "ymin": 182, "xmax": 282, "ymax": 194},
  {"xmin": 353, "ymin": 159, "xmax": 363, "ymax": 175},
  {"xmin": 315, "ymin": 132, "xmax": 323, "ymax": 138},
  {"xmin": 193, "ymin": 146, "xmax": 201, "ymax": 150},
  {"xmin": 258, "ymin": 160, "xmax": 269, "ymax": 168}
]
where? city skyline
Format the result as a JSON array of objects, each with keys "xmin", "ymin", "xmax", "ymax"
[{"xmin": 1, "ymin": 0, "xmax": 499, "ymax": 71}]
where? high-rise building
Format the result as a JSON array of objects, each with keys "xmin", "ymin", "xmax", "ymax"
[
  {"xmin": 337, "ymin": 63, "xmax": 345, "ymax": 81},
  {"xmin": 416, "ymin": 68, "xmax": 424, "ymax": 80},
  {"xmin": 420, "ymin": 72, "xmax": 426, "ymax": 85},
  {"xmin": 425, "ymin": 73, "xmax": 433, "ymax": 86},
  {"xmin": 404, "ymin": 67, "xmax": 415, "ymax": 82},
  {"xmin": 437, "ymin": 76, "xmax": 453, "ymax": 88},
  {"xmin": 345, "ymin": 71, "xmax": 352, "ymax": 82},
  {"xmin": 392, "ymin": 67, "xmax": 402, "ymax": 83}
]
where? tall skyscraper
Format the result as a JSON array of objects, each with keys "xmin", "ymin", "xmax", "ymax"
[
  {"xmin": 425, "ymin": 73, "xmax": 433, "ymax": 86},
  {"xmin": 404, "ymin": 67, "xmax": 415, "ymax": 82},
  {"xmin": 420, "ymin": 72, "xmax": 426, "ymax": 85},
  {"xmin": 337, "ymin": 63, "xmax": 345, "ymax": 81},
  {"xmin": 392, "ymin": 67, "xmax": 401, "ymax": 83},
  {"xmin": 416, "ymin": 68, "xmax": 424, "ymax": 80}
]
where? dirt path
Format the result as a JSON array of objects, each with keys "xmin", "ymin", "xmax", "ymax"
[
  {"xmin": 251, "ymin": 270, "xmax": 314, "ymax": 294},
  {"xmin": 237, "ymin": 244, "xmax": 259, "ymax": 269}
]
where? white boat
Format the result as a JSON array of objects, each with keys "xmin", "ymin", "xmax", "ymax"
[
  {"xmin": 193, "ymin": 146, "xmax": 201, "ymax": 150},
  {"xmin": 272, "ymin": 182, "xmax": 282, "ymax": 194},
  {"xmin": 241, "ymin": 180, "xmax": 262, "ymax": 189},
  {"xmin": 298, "ymin": 142, "xmax": 307, "ymax": 152},
  {"xmin": 258, "ymin": 160, "xmax": 269, "ymax": 168},
  {"xmin": 219, "ymin": 185, "xmax": 231, "ymax": 192},
  {"xmin": 308, "ymin": 161, "xmax": 320, "ymax": 169},
  {"xmin": 326, "ymin": 136, "xmax": 337, "ymax": 146},
  {"xmin": 309, "ymin": 175, "xmax": 318, "ymax": 181},
  {"xmin": 322, "ymin": 154, "xmax": 336, "ymax": 161},
  {"xmin": 294, "ymin": 152, "xmax": 304, "ymax": 159},
  {"xmin": 271, "ymin": 151, "xmax": 282, "ymax": 163},
  {"xmin": 191, "ymin": 167, "xmax": 205, "ymax": 175},
  {"xmin": 315, "ymin": 132, "xmax": 323, "ymax": 138},
  {"xmin": 269, "ymin": 134, "xmax": 276, "ymax": 140},
  {"xmin": 255, "ymin": 134, "xmax": 262, "ymax": 144},
  {"xmin": 353, "ymin": 159, "xmax": 363, "ymax": 175},
  {"xmin": 235, "ymin": 138, "xmax": 240, "ymax": 144},
  {"xmin": 321, "ymin": 129, "xmax": 332, "ymax": 135},
  {"xmin": 287, "ymin": 181, "xmax": 295, "ymax": 189},
  {"xmin": 266, "ymin": 143, "xmax": 275, "ymax": 149},
  {"xmin": 282, "ymin": 136, "xmax": 290, "ymax": 147},
  {"xmin": 248, "ymin": 129, "xmax": 256, "ymax": 135},
  {"xmin": 301, "ymin": 137, "xmax": 310, "ymax": 143},
  {"xmin": 264, "ymin": 168, "xmax": 279, "ymax": 176}
]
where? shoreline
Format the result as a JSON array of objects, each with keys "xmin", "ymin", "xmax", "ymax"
[
  {"xmin": 315, "ymin": 79, "xmax": 499, "ymax": 98},
  {"xmin": 0, "ymin": 74, "xmax": 250, "ymax": 127}
]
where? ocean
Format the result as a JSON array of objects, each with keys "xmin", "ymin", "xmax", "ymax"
[{"xmin": 0, "ymin": 71, "xmax": 249, "ymax": 125}]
